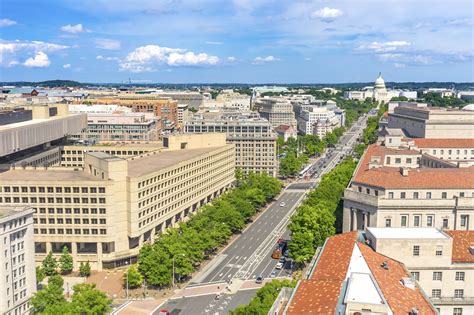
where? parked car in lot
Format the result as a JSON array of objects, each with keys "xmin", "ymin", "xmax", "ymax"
[
  {"xmin": 255, "ymin": 275, "xmax": 264, "ymax": 284},
  {"xmin": 270, "ymin": 270, "xmax": 277, "ymax": 278},
  {"xmin": 279, "ymin": 202, "xmax": 285, "ymax": 207},
  {"xmin": 158, "ymin": 310, "xmax": 170, "ymax": 315},
  {"xmin": 275, "ymin": 262, "xmax": 283, "ymax": 270},
  {"xmin": 279, "ymin": 256, "xmax": 286, "ymax": 263}
]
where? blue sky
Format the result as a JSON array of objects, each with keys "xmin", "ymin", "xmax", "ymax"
[{"xmin": 0, "ymin": 0, "xmax": 473, "ymax": 83}]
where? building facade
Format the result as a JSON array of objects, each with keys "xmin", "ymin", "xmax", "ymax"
[
  {"xmin": 366, "ymin": 228, "xmax": 474, "ymax": 315},
  {"xmin": 0, "ymin": 134, "xmax": 235, "ymax": 270},
  {"xmin": 0, "ymin": 206, "xmax": 36, "ymax": 315},
  {"xmin": 255, "ymin": 97, "xmax": 297, "ymax": 128},
  {"xmin": 184, "ymin": 113, "xmax": 277, "ymax": 176}
]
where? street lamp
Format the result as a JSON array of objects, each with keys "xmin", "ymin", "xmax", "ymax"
[
  {"xmin": 124, "ymin": 260, "xmax": 129, "ymax": 299},
  {"xmin": 172, "ymin": 253, "xmax": 186, "ymax": 287}
]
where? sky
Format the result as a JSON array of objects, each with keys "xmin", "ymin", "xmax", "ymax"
[{"xmin": 0, "ymin": 0, "xmax": 473, "ymax": 83}]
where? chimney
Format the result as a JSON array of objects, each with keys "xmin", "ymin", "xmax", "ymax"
[
  {"xmin": 381, "ymin": 261, "xmax": 389, "ymax": 270},
  {"xmin": 400, "ymin": 167, "xmax": 409, "ymax": 176},
  {"xmin": 410, "ymin": 308, "xmax": 419, "ymax": 315}
]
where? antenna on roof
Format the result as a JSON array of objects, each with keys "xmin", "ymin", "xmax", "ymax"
[{"xmin": 381, "ymin": 261, "xmax": 389, "ymax": 270}]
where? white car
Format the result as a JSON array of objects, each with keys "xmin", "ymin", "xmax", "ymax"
[
  {"xmin": 275, "ymin": 262, "xmax": 283, "ymax": 270},
  {"xmin": 279, "ymin": 202, "xmax": 285, "ymax": 207}
]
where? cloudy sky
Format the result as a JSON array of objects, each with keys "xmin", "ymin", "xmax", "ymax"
[{"xmin": 0, "ymin": 0, "xmax": 473, "ymax": 83}]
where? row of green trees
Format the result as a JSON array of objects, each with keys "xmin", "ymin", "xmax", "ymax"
[
  {"xmin": 136, "ymin": 172, "xmax": 282, "ymax": 288},
  {"xmin": 230, "ymin": 279, "xmax": 297, "ymax": 315},
  {"xmin": 288, "ymin": 158, "xmax": 357, "ymax": 263},
  {"xmin": 37, "ymin": 248, "xmax": 91, "ymax": 280},
  {"xmin": 30, "ymin": 275, "xmax": 111, "ymax": 314}
]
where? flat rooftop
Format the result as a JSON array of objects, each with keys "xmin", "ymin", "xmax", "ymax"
[
  {"xmin": 128, "ymin": 146, "xmax": 227, "ymax": 177},
  {"xmin": 0, "ymin": 169, "xmax": 104, "ymax": 182},
  {"xmin": 368, "ymin": 228, "xmax": 449, "ymax": 239},
  {"xmin": 0, "ymin": 113, "xmax": 84, "ymax": 131},
  {"xmin": 0, "ymin": 206, "xmax": 32, "ymax": 219}
]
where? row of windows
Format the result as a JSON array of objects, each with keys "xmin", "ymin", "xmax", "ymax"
[
  {"xmin": 34, "ymin": 218, "xmax": 106, "ymax": 225},
  {"xmin": 2, "ymin": 186, "xmax": 106, "ymax": 193},
  {"xmin": 2, "ymin": 217, "xmax": 28, "ymax": 232},
  {"xmin": 431, "ymin": 289, "xmax": 465, "ymax": 299},
  {"xmin": 33, "ymin": 207, "xmax": 106, "ymax": 215},
  {"xmin": 412, "ymin": 271, "xmax": 465, "ymax": 281},
  {"xmin": 389, "ymin": 214, "xmax": 470, "ymax": 228},
  {"xmin": 34, "ymin": 228, "xmax": 107, "ymax": 235},
  {"xmin": 432, "ymin": 149, "xmax": 474, "ymax": 155},
  {"xmin": 0, "ymin": 197, "xmax": 106, "ymax": 204}
]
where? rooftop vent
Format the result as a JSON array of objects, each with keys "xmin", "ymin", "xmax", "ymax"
[
  {"xmin": 401, "ymin": 277, "xmax": 416, "ymax": 290},
  {"xmin": 381, "ymin": 261, "xmax": 389, "ymax": 270},
  {"xmin": 409, "ymin": 307, "xmax": 419, "ymax": 315},
  {"xmin": 469, "ymin": 246, "xmax": 474, "ymax": 255},
  {"xmin": 400, "ymin": 167, "xmax": 409, "ymax": 176}
]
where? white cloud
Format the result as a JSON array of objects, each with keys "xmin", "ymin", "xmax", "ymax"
[
  {"xmin": 0, "ymin": 19, "xmax": 17, "ymax": 27},
  {"xmin": 394, "ymin": 63, "xmax": 406, "ymax": 68},
  {"xmin": 95, "ymin": 38, "xmax": 121, "ymax": 50},
  {"xmin": 205, "ymin": 41, "xmax": 223, "ymax": 45},
  {"xmin": 23, "ymin": 52, "xmax": 50, "ymax": 68},
  {"xmin": 227, "ymin": 56, "xmax": 237, "ymax": 62},
  {"xmin": 310, "ymin": 7, "xmax": 343, "ymax": 22},
  {"xmin": 0, "ymin": 40, "xmax": 68, "ymax": 67},
  {"xmin": 63, "ymin": 63, "xmax": 71, "ymax": 69},
  {"xmin": 120, "ymin": 44, "xmax": 220, "ymax": 72},
  {"xmin": 364, "ymin": 41, "xmax": 411, "ymax": 53},
  {"xmin": 60, "ymin": 24, "xmax": 85, "ymax": 33},
  {"xmin": 96, "ymin": 55, "xmax": 119, "ymax": 61},
  {"xmin": 252, "ymin": 55, "xmax": 280, "ymax": 64},
  {"xmin": 304, "ymin": 57, "xmax": 312, "ymax": 61}
]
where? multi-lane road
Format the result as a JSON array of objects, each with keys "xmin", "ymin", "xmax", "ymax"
[{"xmin": 156, "ymin": 115, "xmax": 369, "ymax": 315}]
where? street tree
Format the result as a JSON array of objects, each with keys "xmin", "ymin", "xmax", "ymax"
[
  {"xmin": 59, "ymin": 246, "xmax": 73, "ymax": 274},
  {"xmin": 42, "ymin": 251, "xmax": 58, "ymax": 276}
]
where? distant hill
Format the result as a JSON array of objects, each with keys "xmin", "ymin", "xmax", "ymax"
[{"xmin": 0, "ymin": 80, "xmax": 88, "ymax": 88}]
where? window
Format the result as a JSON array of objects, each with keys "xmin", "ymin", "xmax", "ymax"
[
  {"xmin": 442, "ymin": 192, "xmax": 447, "ymax": 199},
  {"xmin": 385, "ymin": 218, "xmax": 392, "ymax": 227},
  {"xmin": 454, "ymin": 289, "xmax": 464, "ymax": 299},
  {"xmin": 426, "ymin": 192, "xmax": 432, "ymax": 199},
  {"xmin": 411, "ymin": 272, "xmax": 420, "ymax": 281},
  {"xmin": 431, "ymin": 289, "xmax": 441, "ymax": 298},
  {"xmin": 460, "ymin": 215, "xmax": 468, "ymax": 227},
  {"xmin": 414, "ymin": 215, "xmax": 421, "ymax": 227},
  {"xmin": 453, "ymin": 308, "xmax": 463, "ymax": 315},
  {"xmin": 455, "ymin": 272, "xmax": 465, "ymax": 281},
  {"xmin": 400, "ymin": 192, "xmax": 406, "ymax": 199},
  {"xmin": 413, "ymin": 245, "xmax": 420, "ymax": 256},
  {"xmin": 388, "ymin": 192, "xmax": 394, "ymax": 199},
  {"xmin": 433, "ymin": 272, "xmax": 442, "ymax": 281},
  {"xmin": 436, "ymin": 248, "xmax": 443, "ymax": 256},
  {"xmin": 406, "ymin": 158, "xmax": 412, "ymax": 164},
  {"xmin": 395, "ymin": 158, "xmax": 401, "ymax": 164},
  {"xmin": 401, "ymin": 215, "xmax": 408, "ymax": 227},
  {"xmin": 427, "ymin": 215, "xmax": 434, "ymax": 227},
  {"xmin": 443, "ymin": 219, "xmax": 449, "ymax": 229}
]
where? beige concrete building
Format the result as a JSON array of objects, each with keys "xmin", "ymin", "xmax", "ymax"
[
  {"xmin": 185, "ymin": 112, "xmax": 277, "ymax": 176},
  {"xmin": 0, "ymin": 134, "xmax": 235, "ymax": 270},
  {"xmin": 388, "ymin": 106, "xmax": 474, "ymax": 139},
  {"xmin": 367, "ymin": 228, "xmax": 474, "ymax": 315},
  {"xmin": 342, "ymin": 143, "xmax": 474, "ymax": 233},
  {"xmin": 255, "ymin": 97, "xmax": 297, "ymax": 128},
  {"xmin": 0, "ymin": 206, "xmax": 36, "ymax": 315}
]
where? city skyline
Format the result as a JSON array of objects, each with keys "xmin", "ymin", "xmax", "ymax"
[{"xmin": 1, "ymin": 0, "xmax": 473, "ymax": 83}]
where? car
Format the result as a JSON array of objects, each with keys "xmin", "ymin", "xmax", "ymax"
[
  {"xmin": 158, "ymin": 310, "xmax": 170, "ymax": 315},
  {"xmin": 255, "ymin": 275, "xmax": 264, "ymax": 284},
  {"xmin": 279, "ymin": 256, "xmax": 286, "ymax": 263},
  {"xmin": 279, "ymin": 202, "xmax": 285, "ymax": 207},
  {"xmin": 283, "ymin": 250, "xmax": 289, "ymax": 257},
  {"xmin": 275, "ymin": 262, "xmax": 283, "ymax": 270},
  {"xmin": 270, "ymin": 270, "xmax": 277, "ymax": 278}
]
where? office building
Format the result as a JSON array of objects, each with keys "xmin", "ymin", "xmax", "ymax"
[
  {"xmin": 0, "ymin": 134, "xmax": 235, "ymax": 270},
  {"xmin": 274, "ymin": 124, "xmax": 297, "ymax": 142},
  {"xmin": 388, "ymin": 106, "xmax": 474, "ymax": 139},
  {"xmin": 297, "ymin": 106, "xmax": 341, "ymax": 137},
  {"xmin": 0, "ymin": 206, "xmax": 36, "ymax": 315},
  {"xmin": 342, "ymin": 140, "xmax": 474, "ymax": 232},
  {"xmin": 0, "ymin": 103, "xmax": 86, "ymax": 168},
  {"xmin": 185, "ymin": 112, "xmax": 277, "ymax": 176},
  {"xmin": 281, "ymin": 231, "xmax": 437, "ymax": 314},
  {"xmin": 366, "ymin": 228, "xmax": 474, "ymax": 315},
  {"xmin": 255, "ymin": 97, "xmax": 297, "ymax": 128}
]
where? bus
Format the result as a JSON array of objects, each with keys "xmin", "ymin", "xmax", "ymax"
[{"xmin": 298, "ymin": 165, "xmax": 312, "ymax": 179}]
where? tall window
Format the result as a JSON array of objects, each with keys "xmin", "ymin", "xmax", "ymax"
[
  {"xmin": 426, "ymin": 192, "xmax": 432, "ymax": 199},
  {"xmin": 435, "ymin": 246, "xmax": 443, "ymax": 256},
  {"xmin": 433, "ymin": 272, "xmax": 442, "ymax": 281},
  {"xmin": 454, "ymin": 289, "xmax": 464, "ymax": 299},
  {"xmin": 455, "ymin": 272, "xmax": 465, "ymax": 281},
  {"xmin": 414, "ymin": 215, "xmax": 421, "ymax": 227},
  {"xmin": 400, "ymin": 192, "xmax": 406, "ymax": 199},
  {"xmin": 411, "ymin": 272, "xmax": 420, "ymax": 281},
  {"xmin": 453, "ymin": 308, "xmax": 463, "ymax": 315},
  {"xmin": 401, "ymin": 215, "xmax": 408, "ymax": 227},
  {"xmin": 443, "ymin": 219, "xmax": 449, "ymax": 228},
  {"xmin": 460, "ymin": 215, "xmax": 468, "ymax": 227},
  {"xmin": 431, "ymin": 289, "xmax": 441, "ymax": 298},
  {"xmin": 442, "ymin": 192, "xmax": 447, "ymax": 199},
  {"xmin": 413, "ymin": 192, "xmax": 419, "ymax": 199},
  {"xmin": 388, "ymin": 192, "xmax": 394, "ymax": 199},
  {"xmin": 385, "ymin": 218, "xmax": 392, "ymax": 227},
  {"xmin": 413, "ymin": 245, "xmax": 420, "ymax": 256},
  {"xmin": 427, "ymin": 215, "xmax": 434, "ymax": 227}
]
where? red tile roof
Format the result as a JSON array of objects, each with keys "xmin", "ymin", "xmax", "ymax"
[
  {"xmin": 353, "ymin": 144, "xmax": 474, "ymax": 189},
  {"xmin": 358, "ymin": 243, "xmax": 437, "ymax": 314},
  {"xmin": 444, "ymin": 230, "xmax": 474, "ymax": 263},
  {"xmin": 413, "ymin": 138, "xmax": 474, "ymax": 148},
  {"xmin": 285, "ymin": 232, "xmax": 436, "ymax": 314},
  {"xmin": 285, "ymin": 232, "xmax": 358, "ymax": 315}
]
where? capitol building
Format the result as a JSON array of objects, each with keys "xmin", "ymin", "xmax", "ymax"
[{"xmin": 344, "ymin": 73, "xmax": 417, "ymax": 103}]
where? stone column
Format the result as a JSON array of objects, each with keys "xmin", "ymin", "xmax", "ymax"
[
  {"xmin": 46, "ymin": 242, "xmax": 52, "ymax": 253},
  {"xmin": 97, "ymin": 242, "xmax": 103, "ymax": 271},
  {"xmin": 363, "ymin": 212, "xmax": 368, "ymax": 230},
  {"xmin": 71, "ymin": 242, "xmax": 78, "ymax": 271},
  {"xmin": 351, "ymin": 208, "xmax": 357, "ymax": 231}
]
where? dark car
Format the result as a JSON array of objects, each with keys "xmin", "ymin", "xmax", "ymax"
[{"xmin": 255, "ymin": 275, "xmax": 264, "ymax": 284}]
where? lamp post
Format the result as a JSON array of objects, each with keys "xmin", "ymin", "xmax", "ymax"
[
  {"xmin": 125, "ymin": 260, "xmax": 129, "ymax": 299},
  {"xmin": 172, "ymin": 253, "xmax": 185, "ymax": 287}
]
